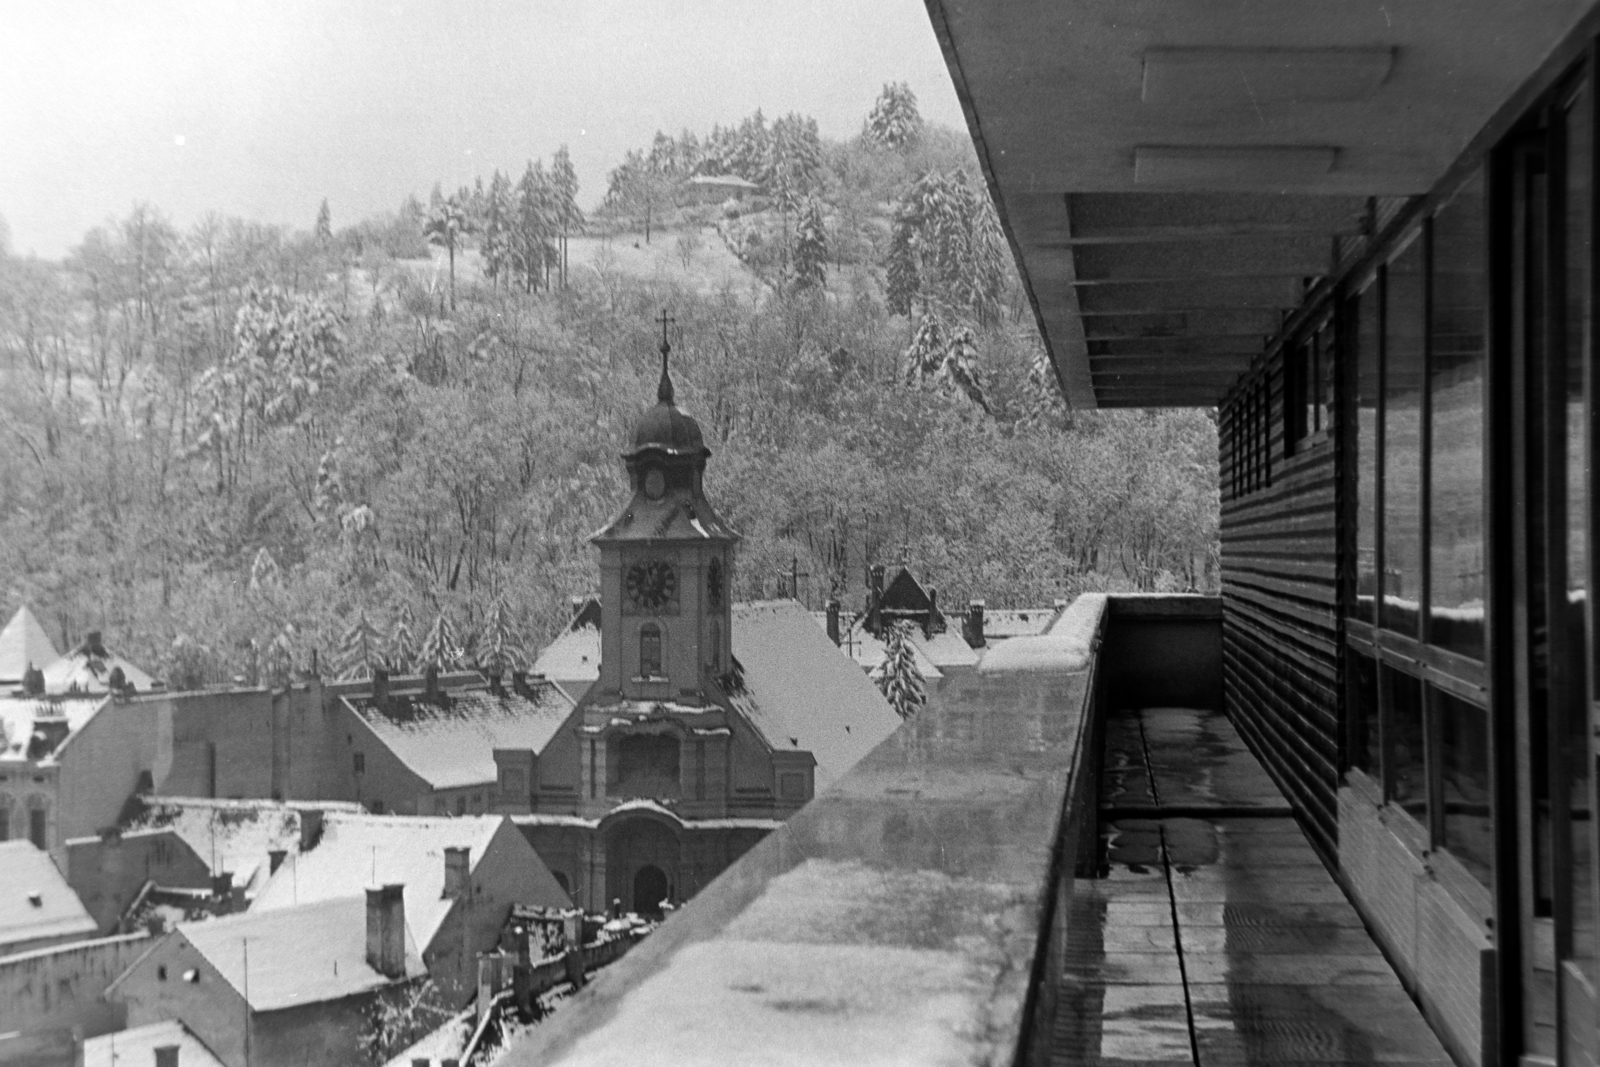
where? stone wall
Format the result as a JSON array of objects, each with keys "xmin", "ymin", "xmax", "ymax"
[{"xmin": 0, "ymin": 933, "xmax": 150, "ymax": 1048}]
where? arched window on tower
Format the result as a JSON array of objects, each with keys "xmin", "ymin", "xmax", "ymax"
[
  {"xmin": 639, "ymin": 624, "xmax": 662, "ymax": 679},
  {"xmin": 709, "ymin": 619, "xmax": 721, "ymax": 672}
]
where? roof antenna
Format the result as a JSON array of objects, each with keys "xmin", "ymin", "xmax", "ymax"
[{"xmin": 656, "ymin": 309, "xmax": 676, "ymax": 404}]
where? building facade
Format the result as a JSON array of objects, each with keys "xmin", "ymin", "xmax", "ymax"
[{"xmin": 930, "ymin": 4, "xmax": 1600, "ymax": 1064}]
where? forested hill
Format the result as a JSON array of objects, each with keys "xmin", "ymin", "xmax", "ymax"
[{"xmin": 0, "ymin": 84, "xmax": 1218, "ymax": 687}]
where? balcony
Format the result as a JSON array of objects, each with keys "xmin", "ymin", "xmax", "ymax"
[{"xmin": 500, "ymin": 594, "xmax": 1452, "ymax": 1066}]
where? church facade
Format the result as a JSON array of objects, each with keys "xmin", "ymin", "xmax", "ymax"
[{"xmin": 505, "ymin": 334, "xmax": 901, "ymax": 914}]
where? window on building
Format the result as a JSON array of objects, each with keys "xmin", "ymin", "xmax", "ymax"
[
  {"xmin": 1437, "ymin": 687, "xmax": 1491, "ymax": 887},
  {"xmin": 1229, "ymin": 373, "xmax": 1274, "ymax": 498},
  {"xmin": 27, "ymin": 803, "xmax": 46, "ymax": 850},
  {"xmin": 1387, "ymin": 670, "xmax": 1427, "ymax": 822},
  {"xmin": 610, "ymin": 733, "xmax": 681, "ymax": 798},
  {"xmin": 1348, "ymin": 651, "xmax": 1380, "ymax": 777},
  {"xmin": 1353, "ymin": 278, "xmax": 1381, "ymax": 624},
  {"xmin": 1383, "ymin": 235, "xmax": 1426, "ymax": 635},
  {"xmin": 353, "ymin": 752, "xmax": 366, "ymax": 776},
  {"xmin": 455, "ymin": 795, "xmax": 466, "ymax": 816},
  {"xmin": 639, "ymin": 624, "xmax": 662, "ymax": 678},
  {"xmin": 1287, "ymin": 314, "xmax": 1335, "ymax": 452},
  {"xmin": 1429, "ymin": 171, "xmax": 1488, "ymax": 659}
]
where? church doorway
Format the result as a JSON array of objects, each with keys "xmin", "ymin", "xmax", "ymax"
[{"xmin": 632, "ymin": 865, "xmax": 671, "ymax": 916}]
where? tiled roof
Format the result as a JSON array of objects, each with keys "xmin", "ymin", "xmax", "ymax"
[
  {"xmin": 177, "ymin": 895, "xmax": 424, "ymax": 1011},
  {"xmin": 729, "ymin": 601, "xmax": 903, "ymax": 792},
  {"xmin": 0, "ymin": 696, "xmax": 106, "ymax": 763},
  {"xmin": 0, "ymin": 841, "xmax": 97, "ymax": 951},
  {"xmin": 345, "ymin": 682, "xmax": 575, "ymax": 789},
  {"xmin": 251, "ymin": 814, "xmax": 568, "ymax": 949},
  {"xmin": 0, "ymin": 606, "xmax": 59, "ymax": 684},
  {"xmin": 126, "ymin": 797, "xmax": 364, "ymax": 893},
  {"xmin": 81, "ymin": 1019, "xmax": 227, "ymax": 1067}
]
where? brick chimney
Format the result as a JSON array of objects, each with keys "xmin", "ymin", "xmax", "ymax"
[
  {"xmin": 866, "ymin": 564, "xmax": 886, "ymax": 634},
  {"xmin": 365, "ymin": 884, "xmax": 407, "ymax": 979},
  {"xmin": 443, "ymin": 846, "xmax": 470, "ymax": 899},
  {"xmin": 965, "ymin": 599, "xmax": 986, "ymax": 649},
  {"xmin": 210, "ymin": 872, "xmax": 232, "ymax": 901},
  {"xmin": 825, "ymin": 600, "xmax": 841, "ymax": 646},
  {"xmin": 298, "ymin": 809, "xmax": 324, "ymax": 851},
  {"xmin": 371, "ymin": 668, "xmax": 389, "ymax": 712}
]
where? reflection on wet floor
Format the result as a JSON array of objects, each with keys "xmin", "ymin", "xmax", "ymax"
[{"xmin": 1053, "ymin": 707, "xmax": 1455, "ymax": 1067}]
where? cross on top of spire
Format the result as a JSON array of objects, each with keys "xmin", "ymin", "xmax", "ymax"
[{"xmin": 656, "ymin": 309, "xmax": 677, "ymax": 404}]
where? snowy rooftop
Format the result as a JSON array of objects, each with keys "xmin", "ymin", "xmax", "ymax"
[
  {"xmin": 0, "ymin": 606, "xmax": 59, "ymax": 685},
  {"xmin": 125, "ymin": 797, "xmax": 364, "ymax": 893},
  {"xmin": 841, "ymin": 622, "xmax": 943, "ymax": 680},
  {"xmin": 530, "ymin": 626, "xmax": 601, "ymax": 688},
  {"xmin": 982, "ymin": 607, "xmax": 1066, "ymax": 639},
  {"xmin": 40, "ymin": 641, "xmax": 157, "ymax": 695},
  {"xmin": 918, "ymin": 629, "xmax": 981, "ymax": 669},
  {"xmin": 81, "ymin": 1020, "xmax": 227, "ymax": 1067},
  {"xmin": 0, "ymin": 695, "xmax": 107, "ymax": 763},
  {"xmin": 344, "ymin": 681, "xmax": 575, "ymax": 789},
  {"xmin": 162, "ymin": 895, "xmax": 424, "ymax": 1011},
  {"xmin": 0, "ymin": 840, "xmax": 97, "ymax": 951},
  {"xmin": 252, "ymin": 814, "xmax": 567, "ymax": 948},
  {"xmin": 729, "ymin": 601, "xmax": 903, "ymax": 792}
]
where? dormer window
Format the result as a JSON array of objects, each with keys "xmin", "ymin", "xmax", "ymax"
[{"xmin": 639, "ymin": 624, "xmax": 663, "ymax": 679}]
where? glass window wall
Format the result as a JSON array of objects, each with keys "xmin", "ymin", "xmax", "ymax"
[{"xmin": 1384, "ymin": 238, "xmax": 1427, "ymax": 634}]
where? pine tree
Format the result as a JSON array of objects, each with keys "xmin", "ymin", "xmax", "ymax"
[
  {"xmin": 514, "ymin": 161, "xmax": 556, "ymax": 292},
  {"xmin": 418, "ymin": 610, "xmax": 460, "ymax": 671},
  {"xmin": 885, "ymin": 217, "xmax": 919, "ymax": 317},
  {"xmin": 387, "ymin": 604, "xmax": 417, "ymax": 674},
  {"xmin": 792, "ymin": 200, "xmax": 828, "ymax": 292},
  {"xmin": 482, "ymin": 171, "xmax": 514, "ymax": 289},
  {"xmin": 476, "ymin": 599, "xmax": 524, "ymax": 675},
  {"xmin": 873, "ymin": 621, "xmax": 925, "ymax": 719},
  {"xmin": 423, "ymin": 196, "xmax": 471, "ymax": 311},
  {"xmin": 314, "ymin": 199, "xmax": 333, "ymax": 246},
  {"xmin": 550, "ymin": 146, "xmax": 583, "ymax": 289},
  {"xmin": 248, "ymin": 547, "xmax": 281, "ymax": 592},
  {"xmin": 865, "ymin": 82, "xmax": 924, "ymax": 150},
  {"xmin": 336, "ymin": 610, "xmax": 383, "ymax": 680}
]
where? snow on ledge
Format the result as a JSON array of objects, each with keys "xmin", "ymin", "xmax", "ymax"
[{"xmin": 977, "ymin": 594, "xmax": 1106, "ymax": 675}]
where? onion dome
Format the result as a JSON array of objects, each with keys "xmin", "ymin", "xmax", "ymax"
[{"xmin": 629, "ymin": 360, "xmax": 707, "ymax": 458}]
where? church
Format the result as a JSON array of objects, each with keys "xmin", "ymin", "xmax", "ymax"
[{"xmin": 506, "ymin": 330, "xmax": 902, "ymax": 914}]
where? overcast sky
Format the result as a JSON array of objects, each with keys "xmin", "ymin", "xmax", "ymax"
[{"xmin": 0, "ymin": 0, "xmax": 966, "ymax": 260}]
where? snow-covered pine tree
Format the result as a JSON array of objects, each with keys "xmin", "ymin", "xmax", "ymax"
[
  {"xmin": 336, "ymin": 610, "xmax": 383, "ymax": 680},
  {"xmin": 865, "ymin": 82, "xmax": 923, "ymax": 150},
  {"xmin": 248, "ymin": 547, "xmax": 281, "ymax": 592},
  {"xmin": 417, "ymin": 610, "xmax": 460, "ymax": 672},
  {"xmin": 477, "ymin": 599, "xmax": 525, "ymax": 676},
  {"xmin": 387, "ymin": 603, "xmax": 417, "ymax": 674},
  {"xmin": 873, "ymin": 621, "xmax": 925, "ymax": 720},
  {"xmin": 885, "ymin": 214, "xmax": 919, "ymax": 317},
  {"xmin": 792, "ymin": 200, "xmax": 828, "ymax": 292}
]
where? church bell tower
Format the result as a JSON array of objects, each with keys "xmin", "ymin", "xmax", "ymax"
[{"xmin": 591, "ymin": 316, "xmax": 739, "ymax": 703}]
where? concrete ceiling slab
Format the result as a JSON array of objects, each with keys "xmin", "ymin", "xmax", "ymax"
[{"xmin": 927, "ymin": 0, "xmax": 1597, "ymax": 405}]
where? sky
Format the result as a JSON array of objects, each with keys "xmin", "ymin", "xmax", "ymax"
[{"xmin": 0, "ymin": 0, "xmax": 966, "ymax": 260}]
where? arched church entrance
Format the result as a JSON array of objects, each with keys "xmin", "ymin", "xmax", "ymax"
[
  {"xmin": 632, "ymin": 865, "xmax": 671, "ymax": 916},
  {"xmin": 603, "ymin": 815, "xmax": 680, "ymax": 916}
]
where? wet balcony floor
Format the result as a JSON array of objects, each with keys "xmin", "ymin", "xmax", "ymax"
[{"xmin": 1053, "ymin": 706, "xmax": 1456, "ymax": 1067}]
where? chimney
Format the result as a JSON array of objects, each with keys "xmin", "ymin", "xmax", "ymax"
[
  {"xmin": 867, "ymin": 564, "xmax": 886, "ymax": 634},
  {"xmin": 926, "ymin": 586, "xmax": 939, "ymax": 637},
  {"xmin": 365, "ymin": 883, "xmax": 407, "ymax": 979},
  {"xmin": 487, "ymin": 670, "xmax": 504, "ymax": 697},
  {"xmin": 210, "ymin": 872, "xmax": 233, "ymax": 900},
  {"xmin": 154, "ymin": 1045, "xmax": 179, "ymax": 1067},
  {"xmin": 966, "ymin": 599, "xmax": 986, "ymax": 649},
  {"xmin": 570, "ymin": 595, "xmax": 586, "ymax": 620},
  {"xmin": 83, "ymin": 631, "xmax": 107, "ymax": 657},
  {"xmin": 268, "ymin": 849, "xmax": 287, "ymax": 875},
  {"xmin": 423, "ymin": 665, "xmax": 440, "ymax": 705},
  {"xmin": 443, "ymin": 847, "xmax": 470, "ymax": 899},
  {"xmin": 371, "ymin": 668, "xmax": 389, "ymax": 712},
  {"xmin": 825, "ymin": 600, "xmax": 841, "ymax": 646},
  {"xmin": 299, "ymin": 809, "xmax": 324, "ymax": 851},
  {"xmin": 511, "ymin": 670, "xmax": 527, "ymax": 698}
]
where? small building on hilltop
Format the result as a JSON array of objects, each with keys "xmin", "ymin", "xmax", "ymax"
[
  {"xmin": 108, "ymin": 893, "xmax": 426, "ymax": 1067},
  {"xmin": 515, "ymin": 336, "xmax": 901, "ymax": 915},
  {"xmin": 0, "ymin": 840, "xmax": 96, "ymax": 955},
  {"xmin": 249, "ymin": 813, "xmax": 569, "ymax": 1003},
  {"xmin": 0, "ymin": 605, "xmax": 60, "ymax": 689}
]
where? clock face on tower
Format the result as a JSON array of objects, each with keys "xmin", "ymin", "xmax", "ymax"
[{"xmin": 625, "ymin": 559, "xmax": 678, "ymax": 614}]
